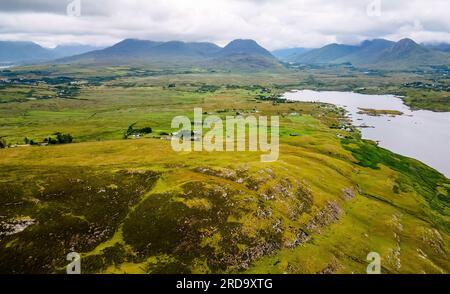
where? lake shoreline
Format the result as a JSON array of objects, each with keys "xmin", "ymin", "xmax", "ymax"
[{"xmin": 283, "ymin": 89, "xmax": 450, "ymax": 178}]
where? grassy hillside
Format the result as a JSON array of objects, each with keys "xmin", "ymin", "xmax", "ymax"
[{"xmin": 0, "ymin": 71, "xmax": 448, "ymax": 273}]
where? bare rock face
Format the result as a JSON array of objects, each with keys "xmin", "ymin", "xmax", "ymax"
[
  {"xmin": 342, "ymin": 187, "xmax": 356, "ymax": 201},
  {"xmin": 0, "ymin": 217, "xmax": 35, "ymax": 237},
  {"xmin": 305, "ymin": 201, "xmax": 343, "ymax": 233},
  {"xmin": 285, "ymin": 230, "xmax": 310, "ymax": 249},
  {"xmin": 317, "ymin": 258, "xmax": 341, "ymax": 274},
  {"xmin": 420, "ymin": 227, "xmax": 447, "ymax": 258}
]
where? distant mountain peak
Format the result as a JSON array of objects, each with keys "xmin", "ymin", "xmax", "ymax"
[
  {"xmin": 226, "ymin": 39, "xmax": 259, "ymax": 46},
  {"xmin": 360, "ymin": 39, "xmax": 393, "ymax": 47},
  {"xmin": 110, "ymin": 39, "xmax": 154, "ymax": 48},
  {"xmin": 112, "ymin": 38, "xmax": 158, "ymax": 46},
  {"xmin": 54, "ymin": 38, "xmax": 282, "ymax": 72},
  {"xmin": 397, "ymin": 38, "xmax": 417, "ymax": 45},
  {"xmin": 388, "ymin": 38, "xmax": 426, "ymax": 55},
  {"xmin": 120, "ymin": 38, "xmax": 140, "ymax": 43},
  {"xmin": 221, "ymin": 39, "xmax": 273, "ymax": 57},
  {"xmin": 288, "ymin": 37, "xmax": 449, "ymax": 70}
]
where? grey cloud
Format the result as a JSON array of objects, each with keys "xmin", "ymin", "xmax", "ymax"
[
  {"xmin": 0, "ymin": 0, "xmax": 66, "ymax": 13},
  {"xmin": 0, "ymin": 0, "xmax": 112, "ymax": 16},
  {"xmin": 0, "ymin": 0, "xmax": 448, "ymax": 49}
]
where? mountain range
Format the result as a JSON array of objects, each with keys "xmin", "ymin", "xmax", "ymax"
[
  {"xmin": 282, "ymin": 38, "xmax": 450, "ymax": 69},
  {"xmin": 0, "ymin": 41, "xmax": 103, "ymax": 65},
  {"xmin": 56, "ymin": 38, "xmax": 282, "ymax": 71},
  {"xmin": 1, "ymin": 38, "xmax": 449, "ymax": 71}
]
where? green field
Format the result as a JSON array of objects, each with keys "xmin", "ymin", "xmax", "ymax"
[{"xmin": 0, "ymin": 65, "xmax": 449, "ymax": 273}]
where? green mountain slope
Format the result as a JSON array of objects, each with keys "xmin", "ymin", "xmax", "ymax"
[
  {"xmin": 292, "ymin": 38, "xmax": 450, "ymax": 70},
  {"xmin": 0, "ymin": 82, "xmax": 448, "ymax": 274}
]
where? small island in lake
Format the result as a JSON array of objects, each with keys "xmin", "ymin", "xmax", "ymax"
[{"xmin": 357, "ymin": 108, "xmax": 404, "ymax": 117}]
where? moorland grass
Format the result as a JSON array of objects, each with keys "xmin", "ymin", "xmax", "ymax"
[{"xmin": 0, "ymin": 67, "xmax": 448, "ymax": 273}]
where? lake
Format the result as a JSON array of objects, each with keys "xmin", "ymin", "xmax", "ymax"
[{"xmin": 283, "ymin": 90, "xmax": 450, "ymax": 178}]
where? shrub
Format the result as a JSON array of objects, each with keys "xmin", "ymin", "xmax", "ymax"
[
  {"xmin": 124, "ymin": 123, "xmax": 152, "ymax": 138},
  {"xmin": 139, "ymin": 127, "xmax": 152, "ymax": 134},
  {"xmin": 56, "ymin": 133, "xmax": 73, "ymax": 144},
  {"xmin": 43, "ymin": 133, "xmax": 73, "ymax": 145}
]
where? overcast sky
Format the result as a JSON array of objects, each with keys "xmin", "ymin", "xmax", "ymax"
[{"xmin": 0, "ymin": 0, "xmax": 449, "ymax": 49}]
